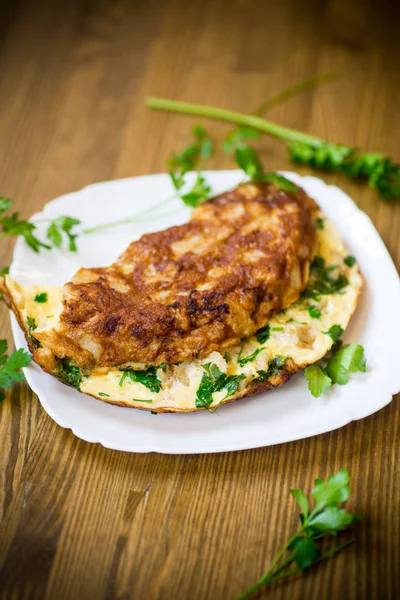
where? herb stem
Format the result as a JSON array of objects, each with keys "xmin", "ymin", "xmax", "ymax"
[
  {"xmin": 146, "ymin": 97, "xmax": 325, "ymax": 148},
  {"xmin": 236, "ymin": 538, "xmax": 355, "ymax": 599},
  {"xmin": 82, "ymin": 200, "xmax": 182, "ymax": 234},
  {"xmin": 253, "ymin": 72, "xmax": 335, "ymax": 117},
  {"xmin": 235, "ymin": 527, "xmax": 305, "ymax": 600}
]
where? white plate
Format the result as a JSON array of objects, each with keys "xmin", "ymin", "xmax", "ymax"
[{"xmin": 9, "ymin": 171, "xmax": 400, "ymax": 454}]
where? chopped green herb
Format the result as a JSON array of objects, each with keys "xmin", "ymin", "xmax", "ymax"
[
  {"xmin": 34, "ymin": 292, "xmax": 48, "ymax": 303},
  {"xmin": 224, "ymin": 351, "xmax": 231, "ymax": 362},
  {"xmin": 119, "ymin": 371, "xmax": 128, "ymax": 387},
  {"xmin": 151, "ymin": 410, "xmax": 158, "ymax": 414},
  {"xmin": 132, "ymin": 398, "xmax": 153, "ymax": 403},
  {"xmin": 26, "ymin": 316, "xmax": 40, "ymax": 349},
  {"xmin": 158, "ymin": 363, "xmax": 167, "ymax": 372},
  {"xmin": 0, "ymin": 266, "xmax": 10, "ymax": 276},
  {"xmin": 55, "ymin": 359, "xmax": 83, "ymax": 390},
  {"xmin": 302, "ymin": 256, "xmax": 349, "ymax": 301},
  {"xmin": 26, "ymin": 316, "xmax": 37, "ymax": 331},
  {"xmin": 308, "ymin": 306, "xmax": 321, "ymax": 319},
  {"xmin": 255, "ymin": 325, "xmax": 270, "ymax": 344},
  {"xmin": 344, "ymin": 255, "xmax": 356, "ymax": 267},
  {"xmin": 119, "ymin": 367, "xmax": 162, "ymax": 393},
  {"xmin": 195, "ymin": 362, "xmax": 245, "ymax": 409},
  {"xmin": 271, "ymin": 326, "xmax": 284, "ymax": 332},
  {"xmin": 238, "ymin": 346, "xmax": 266, "ymax": 367},
  {"xmin": 0, "ymin": 340, "xmax": 31, "ymax": 398},
  {"xmin": 286, "ymin": 318, "xmax": 308, "ymax": 325},
  {"xmin": 315, "ymin": 217, "xmax": 325, "ymax": 230},
  {"xmin": 324, "ymin": 324, "xmax": 344, "ymax": 342},
  {"xmin": 253, "ymin": 356, "xmax": 287, "ymax": 383},
  {"xmin": 98, "ymin": 392, "xmax": 110, "ymax": 397},
  {"xmin": 304, "ymin": 364, "xmax": 332, "ymax": 398}
]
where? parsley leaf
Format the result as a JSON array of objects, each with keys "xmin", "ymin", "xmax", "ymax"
[
  {"xmin": 304, "ymin": 342, "xmax": 366, "ymax": 397},
  {"xmin": 55, "ymin": 359, "xmax": 83, "ymax": 390},
  {"xmin": 235, "ymin": 145, "xmax": 264, "ymax": 181},
  {"xmin": 180, "ymin": 172, "xmax": 211, "ymax": 207},
  {"xmin": 234, "ymin": 146, "xmax": 298, "ymax": 192},
  {"xmin": 119, "ymin": 367, "xmax": 162, "ymax": 393},
  {"xmin": 304, "ymin": 364, "xmax": 332, "ymax": 398},
  {"xmin": 195, "ymin": 363, "xmax": 245, "ymax": 409},
  {"xmin": 168, "ymin": 125, "xmax": 213, "ymax": 205},
  {"xmin": 303, "ymin": 256, "xmax": 349, "ymax": 300},
  {"xmin": 223, "ymin": 126, "xmax": 261, "ymax": 153},
  {"xmin": 238, "ymin": 346, "xmax": 266, "ymax": 367},
  {"xmin": 26, "ymin": 316, "xmax": 41, "ymax": 349},
  {"xmin": 315, "ymin": 217, "xmax": 325, "ymax": 230},
  {"xmin": 0, "ymin": 266, "xmax": 10, "ymax": 276},
  {"xmin": 253, "ymin": 356, "xmax": 287, "ymax": 383},
  {"xmin": 326, "ymin": 343, "xmax": 366, "ymax": 385},
  {"xmin": 255, "ymin": 325, "xmax": 270, "ymax": 344},
  {"xmin": 0, "ymin": 198, "xmax": 13, "ymax": 214},
  {"xmin": 311, "ymin": 470, "xmax": 351, "ymax": 510},
  {"xmin": 0, "ymin": 340, "xmax": 31, "ymax": 395},
  {"xmin": 34, "ymin": 292, "xmax": 48, "ymax": 303},
  {"xmin": 0, "ymin": 211, "xmax": 51, "ymax": 252},
  {"xmin": 288, "ymin": 537, "xmax": 318, "ymax": 569},
  {"xmin": 344, "ymin": 255, "xmax": 356, "ymax": 267},
  {"xmin": 308, "ymin": 305, "xmax": 321, "ymax": 319},
  {"xmin": 290, "ymin": 488, "xmax": 309, "ymax": 517},
  {"xmin": 324, "ymin": 324, "xmax": 344, "ymax": 342},
  {"xmin": 47, "ymin": 216, "xmax": 81, "ymax": 252}
]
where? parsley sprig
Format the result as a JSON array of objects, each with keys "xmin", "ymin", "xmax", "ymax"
[
  {"xmin": 168, "ymin": 125, "xmax": 213, "ymax": 206},
  {"xmin": 236, "ymin": 469, "xmax": 361, "ymax": 600},
  {"xmin": 304, "ymin": 341, "xmax": 366, "ymax": 398},
  {"xmin": 146, "ymin": 97, "xmax": 400, "ymax": 200},
  {"xmin": 0, "ymin": 339, "xmax": 31, "ymax": 401},
  {"xmin": 0, "ymin": 197, "xmax": 81, "ymax": 253}
]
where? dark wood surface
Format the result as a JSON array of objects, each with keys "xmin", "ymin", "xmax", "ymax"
[{"xmin": 1, "ymin": 1, "xmax": 399, "ymax": 598}]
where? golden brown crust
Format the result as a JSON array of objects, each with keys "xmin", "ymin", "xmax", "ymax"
[{"xmin": 43, "ymin": 182, "xmax": 318, "ymax": 369}]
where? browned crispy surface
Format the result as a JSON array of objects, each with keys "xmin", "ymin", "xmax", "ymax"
[{"xmin": 34, "ymin": 181, "xmax": 318, "ymax": 369}]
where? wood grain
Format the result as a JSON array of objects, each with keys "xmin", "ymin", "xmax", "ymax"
[{"xmin": 0, "ymin": 0, "xmax": 399, "ymax": 598}]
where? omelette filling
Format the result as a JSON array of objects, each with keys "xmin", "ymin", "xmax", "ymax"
[{"xmin": 2, "ymin": 212, "xmax": 362, "ymax": 411}]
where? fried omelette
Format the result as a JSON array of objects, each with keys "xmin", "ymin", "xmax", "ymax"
[
  {"xmin": 9, "ymin": 182, "xmax": 318, "ymax": 370},
  {"xmin": 1, "ymin": 181, "xmax": 362, "ymax": 413}
]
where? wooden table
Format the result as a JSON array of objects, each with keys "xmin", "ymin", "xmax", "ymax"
[{"xmin": 1, "ymin": 1, "xmax": 399, "ymax": 598}]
